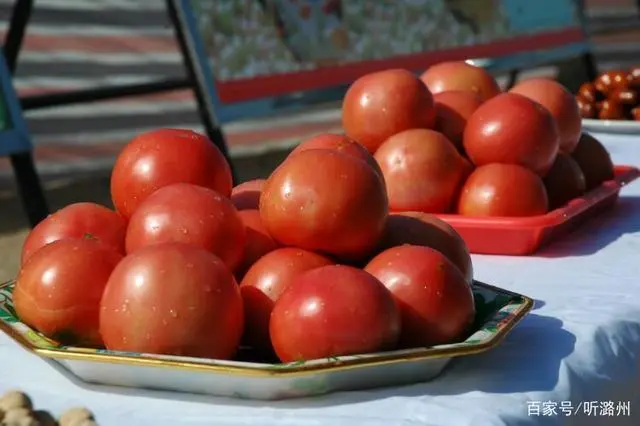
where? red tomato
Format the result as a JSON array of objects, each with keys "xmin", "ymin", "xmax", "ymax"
[
  {"xmin": 230, "ymin": 179, "xmax": 266, "ymax": 211},
  {"xmin": 543, "ymin": 153, "xmax": 587, "ymax": 210},
  {"xmin": 260, "ymin": 149, "xmax": 388, "ymax": 260},
  {"xmin": 374, "ymin": 129, "xmax": 472, "ymax": 213},
  {"xmin": 433, "ymin": 90, "xmax": 483, "ymax": 151},
  {"xmin": 463, "ymin": 93, "xmax": 560, "ymax": 176},
  {"xmin": 270, "ymin": 265, "xmax": 400, "ymax": 362},
  {"xmin": 380, "ymin": 212, "xmax": 473, "ymax": 284},
  {"xmin": 110, "ymin": 128, "xmax": 232, "ymax": 220},
  {"xmin": 365, "ymin": 245, "xmax": 475, "ymax": 347},
  {"xmin": 458, "ymin": 164, "xmax": 549, "ymax": 217},
  {"xmin": 125, "ymin": 183, "xmax": 245, "ymax": 271},
  {"xmin": 342, "ymin": 69, "xmax": 436, "ymax": 153},
  {"xmin": 510, "ymin": 78, "xmax": 582, "ymax": 154},
  {"xmin": 289, "ymin": 133, "xmax": 383, "ymax": 179},
  {"xmin": 14, "ymin": 238, "xmax": 123, "ymax": 346},
  {"xmin": 570, "ymin": 133, "xmax": 615, "ymax": 190},
  {"xmin": 420, "ymin": 61, "xmax": 501, "ymax": 101},
  {"xmin": 239, "ymin": 247, "xmax": 334, "ymax": 354},
  {"xmin": 21, "ymin": 202, "xmax": 126, "ymax": 266},
  {"xmin": 235, "ymin": 209, "xmax": 279, "ymax": 280},
  {"xmin": 100, "ymin": 243, "xmax": 243, "ymax": 359}
]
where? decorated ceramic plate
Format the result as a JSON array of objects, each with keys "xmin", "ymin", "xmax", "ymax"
[
  {"xmin": 582, "ymin": 118, "xmax": 640, "ymax": 135},
  {"xmin": 0, "ymin": 280, "xmax": 532, "ymax": 400}
]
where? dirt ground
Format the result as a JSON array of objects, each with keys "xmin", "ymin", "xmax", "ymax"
[{"xmin": 0, "ymin": 149, "xmax": 292, "ymax": 283}]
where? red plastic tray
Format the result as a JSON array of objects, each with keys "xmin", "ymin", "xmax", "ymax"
[{"xmin": 436, "ymin": 165, "xmax": 640, "ymax": 256}]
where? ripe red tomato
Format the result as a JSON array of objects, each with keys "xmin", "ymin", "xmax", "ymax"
[
  {"xmin": 365, "ymin": 245, "xmax": 474, "ymax": 347},
  {"xmin": 231, "ymin": 179, "xmax": 266, "ymax": 211},
  {"xmin": 433, "ymin": 90, "xmax": 483, "ymax": 151},
  {"xmin": 380, "ymin": 212, "xmax": 473, "ymax": 284},
  {"xmin": 125, "ymin": 183, "xmax": 245, "ymax": 271},
  {"xmin": 260, "ymin": 149, "xmax": 388, "ymax": 260},
  {"xmin": 100, "ymin": 243, "xmax": 243, "ymax": 359},
  {"xmin": 110, "ymin": 128, "xmax": 232, "ymax": 219},
  {"xmin": 420, "ymin": 61, "xmax": 501, "ymax": 101},
  {"xmin": 570, "ymin": 133, "xmax": 615, "ymax": 190},
  {"xmin": 510, "ymin": 78, "xmax": 582, "ymax": 154},
  {"xmin": 239, "ymin": 247, "xmax": 334, "ymax": 354},
  {"xmin": 288, "ymin": 133, "xmax": 383, "ymax": 179},
  {"xmin": 458, "ymin": 163, "xmax": 549, "ymax": 217},
  {"xmin": 463, "ymin": 93, "xmax": 560, "ymax": 176},
  {"xmin": 374, "ymin": 129, "xmax": 472, "ymax": 213},
  {"xmin": 235, "ymin": 209, "xmax": 279, "ymax": 280},
  {"xmin": 270, "ymin": 265, "xmax": 400, "ymax": 362},
  {"xmin": 543, "ymin": 153, "xmax": 587, "ymax": 210},
  {"xmin": 14, "ymin": 238, "xmax": 123, "ymax": 346},
  {"xmin": 21, "ymin": 202, "xmax": 126, "ymax": 266},
  {"xmin": 342, "ymin": 69, "xmax": 436, "ymax": 153}
]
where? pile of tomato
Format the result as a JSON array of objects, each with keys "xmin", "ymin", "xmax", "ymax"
[{"xmin": 13, "ymin": 61, "xmax": 616, "ymax": 364}]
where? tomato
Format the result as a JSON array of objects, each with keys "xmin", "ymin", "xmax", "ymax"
[
  {"xmin": 463, "ymin": 93, "xmax": 560, "ymax": 176},
  {"xmin": 21, "ymin": 202, "xmax": 126, "ymax": 266},
  {"xmin": 260, "ymin": 149, "xmax": 388, "ymax": 260},
  {"xmin": 365, "ymin": 245, "xmax": 474, "ymax": 347},
  {"xmin": 288, "ymin": 133, "xmax": 383, "ymax": 179},
  {"xmin": 420, "ymin": 61, "xmax": 501, "ymax": 101},
  {"xmin": 458, "ymin": 163, "xmax": 549, "ymax": 217},
  {"xmin": 433, "ymin": 90, "xmax": 483, "ymax": 151},
  {"xmin": 125, "ymin": 183, "xmax": 245, "ymax": 271},
  {"xmin": 110, "ymin": 128, "xmax": 232, "ymax": 219},
  {"xmin": 380, "ymin": 212, "xmax": 473, "ymax": 284},
  {"xmin": 342, "ymin": 69, "xmax": 436, "ymax": 153},
  {"xmin": 235, "ymin": 209, "xmax": 279, "ymax": 280},
  {"xmin": 571, "ymin": 133, "xmax": 615, "ymax": 190},
  {"xmin": 100, "ymin": 243, "xmax": 243, "ymax": 359},
  {"xmin": 269, "ymin": 265, "xmax": 400, "ymax": 362},
  {"xmin": 14, "ymin": 238, "xmax": 123, "ymax": 346},
  {"xmin": 231, "ymin": 179, "xmax": 266, "ymax": 211},
  {"xmin": 239, "ymin": 247, "xmax": 334, "ymax": 354},
  {"xmin": 543, "ymin": 153, "xmax": 587, "ymax": 210},
  {"xmin": 374, "ymin": 129, "xmax": 472, "ymax": 213},
  {"xmin": 510, "ymin": 78, "xmax": 582, "ymax": 154}
]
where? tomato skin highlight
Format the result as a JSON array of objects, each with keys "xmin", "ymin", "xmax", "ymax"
[
  {"xmin": 420, "ymin": 61, "xmax": 501, "ymax": 102},
  {"xmin": 457, "ymin": 163, "xmax": 549, "ymax": 217},
  {"xmin": 269, "ymin": 265, "xmax": 401, "ymax": 362},
  {"xmin": 342, "ymin": 68, "xmax": 436, "ymax": 153},
  {"xmin": 374, "ymin": 129, "xmax": 472, "ymax": 213},
  {"xmin": 21, "ymin": 202, "xmax": 126, "ymax": 266},
  {"xmin": 259, "ymin": 149, "xmax": 388, "ymax": 261},
  {"xmin": 14, "ymin": 238, "xmax": 123, "ymax": 346},
  {"xmin": 239, "ymin": 247, "xmax": 334, "ymax": 355},
  {"xmin": 380, "ymin": 211, "xmax": 473, "ymax": 284},
  {"xmin": 125, "ymin": 183, "xmax": 246, "ymax": 272},
  {"xmin": 365, "ymin": 245, "xmax": 475, "ymax": 348},
  {"xmin": 463, "ymin": 93, "xmax": 560, "ymax": 177},
  {"xmin": 288, "ymin": 133, "xmax": 384, "ymax": 180},
  {"xmin": 110, "ymin": 128, "xmax": 232, "ymax": 220},
  {"xmin": 100, "ymin": 243, "xmax": 243, "ymax": 360}
]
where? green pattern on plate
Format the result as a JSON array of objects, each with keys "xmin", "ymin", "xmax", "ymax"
[{"xmin": 0, "ymin": 280, "xmax": 529, "ymax": 369}]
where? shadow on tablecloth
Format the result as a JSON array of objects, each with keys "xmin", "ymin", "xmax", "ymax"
[
  {"xmin": 47, "ymin": 313, "xmax": 574, "ymax": 408},
  {"xmin": 537, "ymin": 196, "xmax": 640, "ymax": 258}
]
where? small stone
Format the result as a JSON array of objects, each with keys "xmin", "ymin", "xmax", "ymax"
[
  {"xmin": 0, "ymin": 391, "xmax": 32, "ymax": 412},
  {"xmin": 58, "ymin": 407, "xmax": 93, "ymax": 426},
  {"xmin": 2, "ymin": 407, "xmax": 37, "ymax": 426},
  {"xmin": 67, "ymin": 420, "xmax": 97, "ymax": 426}
]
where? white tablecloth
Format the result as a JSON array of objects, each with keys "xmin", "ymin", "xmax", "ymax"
[{"xmin": 2, "ymin": 133, "xmax": 639, "ymax": 426}]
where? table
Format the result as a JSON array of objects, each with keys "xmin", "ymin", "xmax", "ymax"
[{"xmin": 1, "ymin": 133, "xmax": 639, "ymax": 426}]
